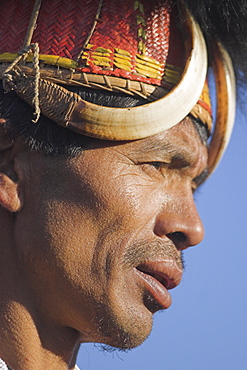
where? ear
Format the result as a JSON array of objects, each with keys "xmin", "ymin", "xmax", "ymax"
[
  {"xmin": 0, "ymin": 173, "xmax": 22, "ymax": 212},
  {"xmin": 0, "ymin": 122, "xmax": 24, "ymax": 212}
]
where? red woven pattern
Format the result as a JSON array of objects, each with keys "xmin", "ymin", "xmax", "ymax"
[
  {"xmin": 0, "ymin": 0, "xmax": 183, "ymax": 86},
  {"xmin": 145, "ymin": 1, "xmax": 171, "ymax": 62},
  {"xmin": 90, "ymin": 0, "xmax": 137, "ymax": 57},
  {"xmin": 0, "ymin": 0, "xmax": 33, "ymax": 52},
  {"xmin": 33, "ymin": 0, "xmax": 100, "ymax": 59},
  {"xmin": 165, "ymin": 5, "xmax": 185, "ymax": 68},
  {"xmin": 0, "ymin": 0, "xmax": 173, "ymax": 59},
  {"xmin": 0, "ymin": 0, "xmax": 100, "ymax": 58}
]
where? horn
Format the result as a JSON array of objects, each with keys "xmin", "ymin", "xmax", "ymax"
[
  {"xmin": 67, "ymin": 12, "xmax": 208, "ymax": 140},
  {"xmin": 208, "ymin": 41, "xmax": 236, "ymax": 174}
]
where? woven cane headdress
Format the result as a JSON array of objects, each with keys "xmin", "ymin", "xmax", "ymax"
[{"xmin": 0, "ymin": 0, "xmax": 236, "ymax": 174}]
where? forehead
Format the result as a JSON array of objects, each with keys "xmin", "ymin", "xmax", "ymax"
[
  {"xmin": 105, "ymin": 117, "xmax": 208, "ymax": 162},
  {"xmin": 35, "ymin": 117, "xmax": 208, "ymax": 186}
]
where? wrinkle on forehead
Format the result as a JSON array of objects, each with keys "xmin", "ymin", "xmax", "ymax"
[{"xmin": 122, "ymin": 118, "xmax": 208, "ymax": 166}]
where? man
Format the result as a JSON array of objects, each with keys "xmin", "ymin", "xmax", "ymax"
[{"xmin": 0, "ymin": 0, "xmax": 246, "ymax": 369}]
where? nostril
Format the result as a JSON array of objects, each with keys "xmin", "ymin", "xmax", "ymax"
[
  {"xmin": 154, "ymin": 207, "xmax": 204, "ymax": 248},
  {"xmin": 166, "ymin": 231, "xmax": 187, "ymax": 249}
]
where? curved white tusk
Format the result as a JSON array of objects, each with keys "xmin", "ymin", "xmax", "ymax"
[
  {"xmin": 67, "ymin": 12, "xmax": 208, "ymax": 140},
  {"xmin": 208, "ymin": 41, "xmax": 236, "ymax": 174}
]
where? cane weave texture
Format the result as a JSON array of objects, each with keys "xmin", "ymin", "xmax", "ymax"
[{"xmin": 0, "ymin": 0, "xmax": 183, "ymax": 88}]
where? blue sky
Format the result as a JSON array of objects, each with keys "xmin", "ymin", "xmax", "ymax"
[{"xmin": 76, "ymin": 105, "xmax": 247, "ymax": 370}]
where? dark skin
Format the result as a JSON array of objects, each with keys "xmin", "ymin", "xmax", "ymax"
[{"xmin": 0, "ymin": 117, "xmax": 207, "ymax": 369}]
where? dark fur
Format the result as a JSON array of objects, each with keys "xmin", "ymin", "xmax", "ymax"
[{"xmin": 182, "ymin": 0, "xmax": 247, "ymax": 81}]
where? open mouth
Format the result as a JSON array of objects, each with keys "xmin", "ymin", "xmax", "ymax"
[
  {"xmin": 136, "ymin": 265, "xmax": 176, "ymax": 290},
  {"xmin": 135, "ymin": 261, "xmax": 183, "ymax": 312}
]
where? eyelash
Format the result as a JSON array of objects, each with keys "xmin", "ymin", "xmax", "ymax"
[
  {"xmin": 147, "ymin": 162, "xmax": 199, "ymax": 193},
  {"xmin": 148, "ymin": 162, "xmax": 163, "ymax": 169},
  {"xmin": 148, "ymin": 161, "xmax": 169, "ymax": 170},
  {"xmin": 140, "ymin": 161, "xmax": 169, "ymax": 178}
]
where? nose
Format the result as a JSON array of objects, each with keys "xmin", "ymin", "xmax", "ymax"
[{"xmin": 153, "ymin": 194, "xmax": 204, "ymax": 250}]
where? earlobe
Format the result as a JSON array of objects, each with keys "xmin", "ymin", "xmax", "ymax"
[{"xmin": 0, "ymin": 173, "xmax": 23, "ymax": 212}]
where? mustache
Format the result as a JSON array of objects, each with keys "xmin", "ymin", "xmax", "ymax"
[{"xmin": 123, "ymin": 239, "xmax": 184, "ymax": 270}]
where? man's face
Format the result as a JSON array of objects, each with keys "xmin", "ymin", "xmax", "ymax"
[{"xmin": 15, "ymin": 117, "xmax": 208, "ymax": 349}]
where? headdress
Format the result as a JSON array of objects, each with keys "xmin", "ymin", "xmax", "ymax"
[{"xmin": 0, "ymin": 0, "xmax": 237, "ymax": 174}]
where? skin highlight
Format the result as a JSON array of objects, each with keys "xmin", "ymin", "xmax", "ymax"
[{"xmin": 0, "ymin": 117, "xmax": 207, "ymax": 369}]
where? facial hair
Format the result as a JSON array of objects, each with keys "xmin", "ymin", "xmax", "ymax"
[{"xmin": 85, "ymin": 238, "xmax": 184, "ymax": 350}]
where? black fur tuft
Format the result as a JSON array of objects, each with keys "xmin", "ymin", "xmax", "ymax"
[{"xmin": 181, "ymin": 0, "xmax": 247, "ymax": 82}]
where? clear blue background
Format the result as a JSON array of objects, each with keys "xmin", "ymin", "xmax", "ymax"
[{"xmin": 76, "ymin": 105, "xmax": 247, "ymax": 370}]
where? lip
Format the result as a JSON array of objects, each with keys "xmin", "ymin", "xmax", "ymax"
[{"xmin": 135, "ymin": 260, "xmax": 183, "ymax": 311}]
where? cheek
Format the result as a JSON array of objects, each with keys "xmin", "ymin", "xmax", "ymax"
[
  {"xmin": 107, "ymin": 173, "xmax": 167, "ymax": 225},
  {"xmin": 14, "ymin": 187, "xmax": 98, "ymax": 286},
  {"xmin": 85, "ymin": 174, "xmax": 166, "ymax": 275},
  {"xmin": 92, "ymin": 165, "xmax": 160, "ymax": 215}
]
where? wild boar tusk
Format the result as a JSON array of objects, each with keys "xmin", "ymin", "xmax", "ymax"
[{"xmin": 208, "ymin": 41, "xmax": 236, "ymax": 174}]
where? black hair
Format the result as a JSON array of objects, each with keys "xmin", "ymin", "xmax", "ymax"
[
  {"xmin": 0, "ymin": 84, "xmax": 146, "ymax": 157},
  {"xmin": 0, "ymin": 83, "xmax": 209, "ymax": 157}
]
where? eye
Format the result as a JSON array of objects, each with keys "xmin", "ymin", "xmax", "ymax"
[
  {"xmin": 148, "ymin": 161, "xmax": 164, "ymax": 170},
  {"xmin": 146, "ymin": 161, "xmax": 171, "ymax": 172},
  {"xmin": 140, "ymin": 161, "xmax": 169, "ymax": 178}
]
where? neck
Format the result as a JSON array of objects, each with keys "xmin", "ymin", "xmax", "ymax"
[{"xmin": 0, "ymin": 211, "xmax": 80, "ymax": 370}]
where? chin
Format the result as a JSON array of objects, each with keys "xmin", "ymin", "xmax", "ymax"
[
  {"xmin": 96, "ymin": 322, "xmax": 152, "ymax": 351},
  {"xmin": 91, "ymin": 299, "xmax": 154, "ymax": 350}
]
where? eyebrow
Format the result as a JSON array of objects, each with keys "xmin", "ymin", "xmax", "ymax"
[
  {"xmin": 134, "ymin": 137, "xmax": 210, "ymax": 187},
  {"xmin": 131, "ymin": 137, "xmax": 182, "ymax": 160}
]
